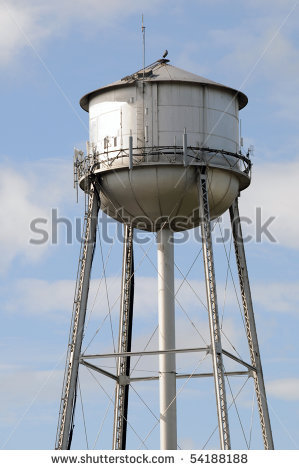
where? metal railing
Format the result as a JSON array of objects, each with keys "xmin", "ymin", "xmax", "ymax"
[{"xmin": 74, "ymin": 145, "xmax": 252, "ymax": 193}]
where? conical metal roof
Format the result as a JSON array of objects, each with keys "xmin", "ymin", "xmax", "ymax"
[{"xmin": 80, "ymin": 59, "xmax": 248, "ymax": 111}]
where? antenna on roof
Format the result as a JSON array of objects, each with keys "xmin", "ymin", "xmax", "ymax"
[{"xmin": 142, "ymin": 14, "xmax": 145, "ymax": 80}]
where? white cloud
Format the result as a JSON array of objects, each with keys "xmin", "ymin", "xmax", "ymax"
[
  {"xmin": 0, "ymin": 368, "xmax": 62, "ymax": 425},
  {"xmin": 7, "ymin": 273, "xmax": 299, "ymax": 322},
  {"xmin": 0, "ymin": 2, "xmax": 46, "ymax": 65},
  {"xmin": 267, "ymin": 378, "xmax": 299, "ymax": 401},
  {"xmin": 179, "ymin": 437, "xmax": 197, "ymax": 449},
  {"xmin": 1, "ymin": 276, "xmax": 152, "ymax": 317},
  {"xmin": 239, "ymin": 157, "xmax": 299, "ymax": 249},
  {"xmin": 199, "ymin": 5, "xmax": 299, "ymax": 123},
  {"xmin": 3, "ymin": 278, "xmax": 74, "ymax": 317},
  {"xmin": 4, "ymin": 229, "xmax": 299, "ymax": 357},
  {"xmin": 5, "ymin": 272, "xmax": 297, "ymax": 390},
  {"xmin": 252, "ymin": 282, "xmax": 299, "ymax": 315},
  {"xmin": 3, "ymin": 275, "xmax": 248, "ymax": 362},
  {"xmin": 212, "ymin": 3, "xmax": 298, "ymax": 77},
  {"xmin": 2, "ymin": 0, "xmax": 298, "ymax": 129},
  {"xmin": 2, "ymin": 275, "xmax": 122, "ymax": 321},
  {"xmin": 0, "ymin": 159, "xmax": 74, "ymax": 273},
  {"xmin": 2, "ymin": 275, "xmax": 228, "ymax": 318},
  {"xmin": 0, "ymin": 164, "xmax": 48, "ymax": 271},
  {"xmin": 0, "ymin": 0, "xmax": 166, "ymax": 66}
]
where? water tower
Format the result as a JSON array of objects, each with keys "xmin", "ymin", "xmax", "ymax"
[{"xmin": 56, "ymin": 58, "xmax": 274, "ymax": 450}]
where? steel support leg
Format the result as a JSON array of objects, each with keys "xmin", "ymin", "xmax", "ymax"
[
  {"xmin": 112, "ymin": 224, "xmax": 135, "ymax": 450},
  {"xmin": 157, "ymin": 228, "xmax": 177, "ymax": 450},
  {"xmin": 56, "ymin": 187, "xmax": 99, "ymax": 450},
  {"xmin": 198, "ymin": 169, "xmax": 231, "ymax": 450},
  {"xmin": 229, "ymin": 198, "xmax": 274, "ymax": 449}
]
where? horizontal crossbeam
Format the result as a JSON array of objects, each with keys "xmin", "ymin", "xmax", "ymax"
[
  {"xmin": 130, "ymin": 371, "xmax": 249, "ymax": 383},
  {"xmin": 79, "ymin": 359, "xmax": 250, "ymax": 383},
  {"xmin": 81, "ymin": 347, "xmax": 209, "ymax": 360}
]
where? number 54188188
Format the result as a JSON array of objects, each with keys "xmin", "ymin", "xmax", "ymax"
[{"xmin": 190, "ymin": 454, "xmax": 248, "ymax": 464}]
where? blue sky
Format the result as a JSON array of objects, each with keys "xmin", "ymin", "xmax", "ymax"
[{"xmin": 0, "ymin": 0, "xmax": 299, "ymax": 451}]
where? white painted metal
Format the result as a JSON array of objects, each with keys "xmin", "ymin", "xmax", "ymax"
[
  {"xmin": 157, "ymin": 228, "xmax": 177, "ymax": 450},
  {"xmin": 81, "ymin": 63, "xmax": 247, "ymax": 112},
  {"xmin": 99, "ymin": 165, "xmax": 240, "ymax": 231},
  {"xmin": 87, "ymin": 73, "xmax": 241, "ymax": 158},
  {"xmin": 81, "ymin": 62, "xmax": 249, "ymax": 232}
]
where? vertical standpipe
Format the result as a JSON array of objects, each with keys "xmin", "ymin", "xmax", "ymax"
[{"xmin": 157, "ymin": 229, "xmax": 177, "ymax": 450}]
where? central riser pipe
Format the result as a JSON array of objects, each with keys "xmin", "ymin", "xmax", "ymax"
[{"xmin": 157, "ymin": 228, "xmax": 177, "ymax": 450}]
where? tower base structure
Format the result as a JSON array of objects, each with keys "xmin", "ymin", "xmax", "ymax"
[{"xmin": 56, "ymin": 167, "xmax": 273, "ymax": 451}]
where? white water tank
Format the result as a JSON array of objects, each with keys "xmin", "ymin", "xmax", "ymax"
[{"xmin": 79, "ymin": 60, "xmax": 250, "ymax": 231}]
